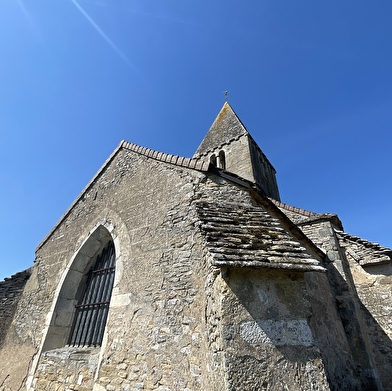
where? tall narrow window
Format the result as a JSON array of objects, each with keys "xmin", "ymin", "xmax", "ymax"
[
  {"xmin": 219, "ymin": 150, "xmax": 226, "ymax": 170},
  {"xmin": 210, "ymin": 154, "xmax": 217, "ymax": 166},
  {"xmin": 69, "ymin": 241, "xmax": 115, "ymax": 347}
]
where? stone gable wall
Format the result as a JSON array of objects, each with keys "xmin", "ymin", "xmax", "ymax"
[
  {"xmin": 1, "ymin": 145, "xmax": 391, "ymax": 390},
  {"xmin": 0, "ymin": 148, "xmax": 216, "ymax": 391}
]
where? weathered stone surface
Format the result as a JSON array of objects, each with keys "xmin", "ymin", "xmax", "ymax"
[
  {"xmin": 195, "ymin": 193, "xmax": 323, "ymax": 271},
  {"xmin": 211, "ymin": 268, "xmax": 331, "ymax": 390},
  {"xmin": 0, "ymin": 103, "xmax": 391, "ymax": 391},
  {"xmin": 0, "ymin": 269, "xmax": 31, "ymax": 348},
  {"xmin": 193, "ymin": 102, "xmax": 280, "ymax": 200},
  {"xmin": 284, "ymin": 208, "xmax": 391, "ymax": 390}
]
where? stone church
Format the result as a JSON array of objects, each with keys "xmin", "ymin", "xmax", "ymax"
[{"xmin": 0, "ymin": 103, "xmax": 391, "ymax": 391}]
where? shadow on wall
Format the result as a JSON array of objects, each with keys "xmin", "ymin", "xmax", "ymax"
[
  {"xmin": 219, "ymin": 265, "xmax": 392, "ymax": 391},
  {"xmin": 219, "ymin": 268, "xmax": 331, "ymax": 390},
  {"xmin": 321, "ymin": 255, "xmax": 392, "ymax": 391}
]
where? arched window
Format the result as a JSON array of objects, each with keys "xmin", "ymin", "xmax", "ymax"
[
  {"xmin": 42, "ymin": 225, "xmax": 116, "ymax": 352},
  {"xmin": 218, "ymin": 150, "xmax": 226, "ymax": 170},
  {"xmin": 210, "ymin": 154, "xmax": 217, "ymax": 166},
  {"xmin": 69, "ymin": 241, "xmax": 115, "ymax": 347}
]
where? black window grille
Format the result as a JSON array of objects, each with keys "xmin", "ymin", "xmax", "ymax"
[{"xmin": 69, "ymin": 241, "xmax": 115, "ymax": 347}]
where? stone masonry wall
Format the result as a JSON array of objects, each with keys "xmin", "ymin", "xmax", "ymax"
[
  {"xmin": 248, "ymin": 139, "xmax": 280, "ymax": 201},
  {"xmin": 32, "ymin": 347, "xmax": 100, "ymax": 390},
  {"xmin": 216, "ymin": 267, "xmax": 331, "ymax": 391},
  {"xmin": 300, "ymin": 221, "xmax": 383, "ymax": 390},
  {"xmin": 0, "ymin": 148, "xmax": 215, "ymax": 391},
  {"xmin": 0, "ymin": 269, "xmax": 31, "ymax": 347},
  {"xmin": 0, "ymin": 269, "xmax": 33, "ymax": 391},
  {"xmin": 340, "ymin": 239, "xmax": 392, "ymax": 391},
  {"xmin": 209, "ymin": 135, "xmax": 254, "ymax": 186},
  {"xmin": 192, "ymin": 177, "xmax": 359, "ymax": 391},
  {"xmin": 2, "ymin": 144, "xmax": 389, "ymax": 390}
]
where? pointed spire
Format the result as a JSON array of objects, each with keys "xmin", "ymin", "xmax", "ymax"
[
  {"xmin": 194, "ymin": 102, "xmax": 249, "ymax": 157},
  {"xmin": 194, "ymin": 102, "xmax": 281, "ymax": 201}
]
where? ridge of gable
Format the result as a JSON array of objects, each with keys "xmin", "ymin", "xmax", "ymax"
[
  {"xmin": 36, "ymin": 141, "xmax": 209, "ymax": 252},
  {"xmin": 122, "ymin": 141, "xmax": 208, "ymax": 171},
  {"xmin": 270, "ymin": 199, "xmax": 322, "ymax": 218}
]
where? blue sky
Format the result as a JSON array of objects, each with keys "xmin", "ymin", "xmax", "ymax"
[{"xmin": 1, "ymin": 0, "xmax": 392, "ymax": 280}]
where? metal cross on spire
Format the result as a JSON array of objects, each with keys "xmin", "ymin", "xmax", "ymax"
[{"xmin": 223, "ymin": 90, "xmax": 229, "ymax": 102}]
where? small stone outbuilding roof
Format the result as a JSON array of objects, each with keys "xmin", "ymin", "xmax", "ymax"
[
  {"xmin": 271, "ymin": 199, "xmax": 343, "ymax": 229},
  {"xmin": 336, "ymin": 230, "xmax": 392, "ymax": 267},
  {"xmin": 195, "ymin": 200, "xmax": 325, "ymax": 272}
]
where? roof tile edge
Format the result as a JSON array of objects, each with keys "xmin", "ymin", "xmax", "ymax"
[
  {"xmin": 122, "ymin": 141, "xmax": 209, "ymax": 171},
  {"xmin": 269, "ymin": 198, "xmax": 320, "ymax": 218}
]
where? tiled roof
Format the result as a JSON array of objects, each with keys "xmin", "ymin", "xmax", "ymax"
[
  {"xmin": 270, "ymin": 198, "xmax": 343, "ymax": 229},
  {"xmin": 269, "ymin": 199, "xmax": 320, "ymax": 218},
  {"xmin": 336, "ymin": 230, "xmax": 392, "ymax": 267},
  {"xmin": 196, "ymin": 200, "xmax": 325, "ymax": 272},
  {"xmin": 122, "ymin": 141, "xmax": 209, "ymax": 171}
]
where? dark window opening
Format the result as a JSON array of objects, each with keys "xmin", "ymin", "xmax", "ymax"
[
  {"xmin": 68, "ymin": 241, "xmax": 115, "ymax": 347},
  {"xmin": 210, "ymin": 154, "xmax": 217, "ymax": 166},
  {"xmin": 219, "ymin": 150, "xmax": 226, "ymax": 170}
]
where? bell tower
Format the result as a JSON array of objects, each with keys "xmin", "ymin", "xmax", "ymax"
[{"xmin": 193, "ymin": 102, "xmax": 280, "ymax": 201}]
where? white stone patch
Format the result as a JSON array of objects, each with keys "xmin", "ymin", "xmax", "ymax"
[
  {"xmin": 92, "ymin": 384, "xmax": 106, "ymax": 391},
  {"xmin": 110, "ymin": 293, "xmax": 132, "ymax": 307},
  {"xmin": 239, "ymin": 319, "xmax": 313, "ymax": 346}
]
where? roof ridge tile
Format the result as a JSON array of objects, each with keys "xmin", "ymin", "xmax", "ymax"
[
  {"xmin": 122, "ymin": 141, "xmax": 209, "ymax": 171},
  {"xmin": 269, "ymin": 199, "xmax": 320, "ymax": 217}
]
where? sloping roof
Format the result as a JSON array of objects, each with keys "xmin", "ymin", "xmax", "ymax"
[
  {"xmin": 36, "ymin": 141, "xmax": 208, "ymax": 251},
  {"xmin": 336, "ymin": 230, "xmax": 392, "ymax": 267},
  {"xmin": 195, "ymin": 199, "xmax": 325, "ymax": 272},
  {"xmin": 194, "ymin": 102, "xmax": 249, "ymax": 156},
  {"xmin": 270, "ymin": 198, "xmax": 343, "ymax": 229},
  {"xmin": 270, "ymin": 199, "xmax": 321, "ymax": 219}
]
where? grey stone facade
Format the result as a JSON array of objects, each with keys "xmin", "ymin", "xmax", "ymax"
[{"xmin": 0, "ymin": 103, "xmax": 391, "ymax": 390}]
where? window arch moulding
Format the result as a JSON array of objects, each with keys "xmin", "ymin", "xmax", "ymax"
[{"xmin": 41, "ymin": 223, "xmax": 118, "ymax": 353}]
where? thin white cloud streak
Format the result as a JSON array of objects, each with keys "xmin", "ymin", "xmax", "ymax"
[
  {"xmin": 15, "ymin": 0, "xmax": 40, "ymax": 32},
  {"xmin": 15, "ymin": 0, "xmax": 30, "ymax": 18},
  {"xmin": 70, "ymin": 0, "xmax": 135, "ymax": 68}
]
